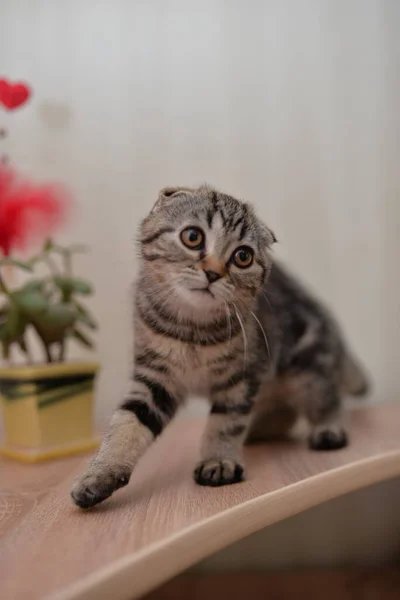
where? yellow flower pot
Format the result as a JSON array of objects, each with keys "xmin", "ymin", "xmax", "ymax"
[{"xmin": 0, "ymin": 362, "xmax": 100, "ymax": 463}]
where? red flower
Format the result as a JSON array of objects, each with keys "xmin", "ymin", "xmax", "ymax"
[
  {"xmin": 0, "ymin": 166, "xmax": 68, "ymax": 256},
  {"xmin": 0, "ymin": 79, "xmax": 31, "ymax": 110}
]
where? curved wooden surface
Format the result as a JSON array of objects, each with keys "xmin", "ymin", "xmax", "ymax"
[{"xmin": 0, "ymin": 403, "xmax": 399, "ymax": 600}]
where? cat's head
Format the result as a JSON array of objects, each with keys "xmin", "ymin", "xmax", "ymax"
[{"xmin": 138, "ymin": 186, "xmax": 276, "ymax": 317}]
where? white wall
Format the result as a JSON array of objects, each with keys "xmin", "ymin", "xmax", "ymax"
[{"xmin": 1, "ymin": 0, "xmax": 399, "ymax": 424}]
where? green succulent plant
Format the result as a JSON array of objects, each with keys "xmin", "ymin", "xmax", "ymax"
[{"xmin": 0, "ymin": 239, "xmax": 97, "ymax": 363}]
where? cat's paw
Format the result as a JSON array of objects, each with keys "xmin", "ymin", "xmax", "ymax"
[
  {"xmin": 193, "ymin": 458, "xmax": 244, "ymax": 487},
  {"xmin": 309, "ymin": 428, "xmax": 348, "ymax": 451},
  {"xmin": 71, "ymin": 467, "xmax": 131, "ymax": 509}
]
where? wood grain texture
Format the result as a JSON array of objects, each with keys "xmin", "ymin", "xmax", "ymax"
[{"xmin": 0, "ymin": 403, "xmax": 399, "ymax": 600}]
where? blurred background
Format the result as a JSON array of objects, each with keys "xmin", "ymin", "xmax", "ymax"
[
  {"xmin": 1, "ymin": 0, "xmax": 399, "ymax": 589},
  {"xmin": 1, "ymin": 0, "xmax": 399, "ymax": 425}
]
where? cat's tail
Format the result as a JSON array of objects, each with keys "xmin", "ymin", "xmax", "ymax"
[{"xmin": 340, "ymin": 349, "xmax": 370, "ymax": 397}]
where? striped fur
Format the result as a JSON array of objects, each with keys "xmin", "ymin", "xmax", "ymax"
[{"xmin": 71, "ymin": 186, "xmax": 368, "ymax": 508}]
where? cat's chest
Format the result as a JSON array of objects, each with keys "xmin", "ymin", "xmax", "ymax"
[
  {"xmin": 136, "ymin": 317, "xmax": 237, "ymax": 395},
  {"xmin": 169, "ymin": 343, "xmax": 219, "ymax": 393},
  {"xmin": 151, "ymin": 336, "xmax": 226, "ymax": 395}
]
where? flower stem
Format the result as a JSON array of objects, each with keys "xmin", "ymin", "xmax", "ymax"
[
  {"xmin": 43, "ymin": 254, "xmax": 60, "ymax": 276},
  {"xmin": 39, "ymin": 335, "xmax": 53, "ymax": 363},
  {"xmin": 0, "ymin": 269, "xmax": 10, "ymax": 295}
]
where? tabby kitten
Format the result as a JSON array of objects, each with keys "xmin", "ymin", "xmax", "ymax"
[{"xmin": 71, "ymin": 186, "xmax": 368, "ymax": 509}]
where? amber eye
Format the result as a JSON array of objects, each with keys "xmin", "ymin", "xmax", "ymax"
[
  {"xmin": 180, "ymin": 227, "xmax": 204, "ymax": 250},
  {"xmin": 232, "ymin": 246, "xmax": 254, "ymax": 268}
]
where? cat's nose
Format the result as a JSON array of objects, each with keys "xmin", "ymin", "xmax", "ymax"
[{"xmin": 204, "ymin": 270, "xmax": 222, "ymax": 284}]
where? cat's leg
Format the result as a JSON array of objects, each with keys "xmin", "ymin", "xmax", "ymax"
[
  {"xmin": 71, "ymin": 375, "xmax": 179, "ymax": 508},
  {"xmin": 245, "ymin": 377, "xmax": 298, "ymax": 443},
  {"xmin": 194, "ymin": 379, "xmax": 257, "ymax": 487},
  {"xmin": 302, "ymin": 375, "xmax": 348, "ymax": 451}
]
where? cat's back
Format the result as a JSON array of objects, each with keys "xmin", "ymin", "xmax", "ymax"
[
  {"xmin": 258, "ymin": 261, "xmax": 341, "ymax": 372},
  {"xmin": 265, "ymin": 261, "xmax": 326, "ymax": 318}
]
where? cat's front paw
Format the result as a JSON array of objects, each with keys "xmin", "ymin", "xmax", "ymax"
[
  {"xmin": 194, "ymin": 458, "xmax": 245, "ymax": 487},
  {"xmin": 71, "ymin": 467, "xmax": 131, "ymax": 509},
  {"xmin": 309, "ymin": 428, "xmax": 348, "ymax": 451}
]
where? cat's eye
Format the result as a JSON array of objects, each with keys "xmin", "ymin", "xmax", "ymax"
[
  {"xmin": 232, "ymin": 246, "xmax": 254, "ymax": 268},
  {"xmin": 180, "ymin": 227, "xmax": 204, "ymax": 250}
]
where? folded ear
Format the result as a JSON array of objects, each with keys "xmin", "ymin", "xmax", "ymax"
[
  {"xmin": 261, "ymin": 223, "xmax": 278, "ymax": 247},
  {"xmin": 151, "ymin": 186, "xmax": 194, "ymax": 213},
  {"xmin": 268, "ymin": 227, "xmax": 278, "ymax": 245},
  {"xmin": 244, "ymin": 202, "xmax": 277, "ymax": 247}
]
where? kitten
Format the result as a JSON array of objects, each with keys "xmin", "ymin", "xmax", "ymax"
[{"xmin": 71, "ymin": 186, "xmax": 368, "ymax": 508}]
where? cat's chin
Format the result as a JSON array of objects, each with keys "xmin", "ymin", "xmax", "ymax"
[{"xmin": 175, "ymin": 286, "xmax": 223, "ymax": 315}]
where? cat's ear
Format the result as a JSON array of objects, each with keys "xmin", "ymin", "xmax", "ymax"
[
  {"xmin": 244, "ymin": 202, "xmax": 277, "ymax": 247},
  {"xmin": 159, "ymin": 186, "xmax": 194, "ymax": 199},
  {"xmin": 151, "ymin": 186, "xmax": 194, "ymax": 213},
  {"xmin": 261, "ymin": 223, "xmax": 278, "ymax": 247}
]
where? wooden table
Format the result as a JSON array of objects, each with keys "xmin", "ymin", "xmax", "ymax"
[{"xmin": 1, "ymin": 403, "xmax": 399, "ymax": 600}]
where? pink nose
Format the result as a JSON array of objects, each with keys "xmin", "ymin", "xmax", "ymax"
[{"xmin": 204, "ymin": 270, "xmax": 221, "ymax": 283}]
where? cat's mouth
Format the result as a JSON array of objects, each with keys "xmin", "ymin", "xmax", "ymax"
[{"xmin": 191, "ymin": 286, "xmax": 214, "ymax": 298}]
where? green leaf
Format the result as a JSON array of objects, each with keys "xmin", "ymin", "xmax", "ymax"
[
  {"xmin": 54, "ymin": 276, "xmax": 93, "ymax": 296},
  {"xmin": 0, "ymin": 258, "xmax": 33, "ymax": 272},
  {"xmin": 73, "ymin": 300, "xmax": 98, "ymax": 329},
  {"xmin": 76, "ymin": 313, "xmax": 97, "ymax": 330},
  {"xmin": 21, "ymin": 279, "xmax": 45, "ymax": 293},
  {"xmin": 70, "ymin": 327, "xmax": 94, "ymax": 349},
  {"xmin": 35, "ymin": 304, "xmax": 77, "ymax": 328},
  {"xmin": 32, "ymin": 304, "xmax": 78, "ymax": 345},
  {"xmin": 72, "ymin": 279, "xmax": 93, "ymax": 295},
  {"xmin": 12, "ymin": 290, "xmax": 48, "ymax": 315}
]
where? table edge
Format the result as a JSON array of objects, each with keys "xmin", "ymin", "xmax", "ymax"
[{"xmin": 50, "ymin": 448, "xmax": 400, "ymax": 600}]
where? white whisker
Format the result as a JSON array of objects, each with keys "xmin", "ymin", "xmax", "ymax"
[
  {"xmin": 223, "ymin": 301, "xmax": 232, "ymax": 345},
  {"xmin": 233, "ymin": 302, "xmax": 247, "ymax": 369},
  {"xmin": 250, "ymin": 310, "xmax": 270, "ymax": 361},
  {"xmin": 259, "ymin": 289, "xmax": 272, "ymax": 311}
]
